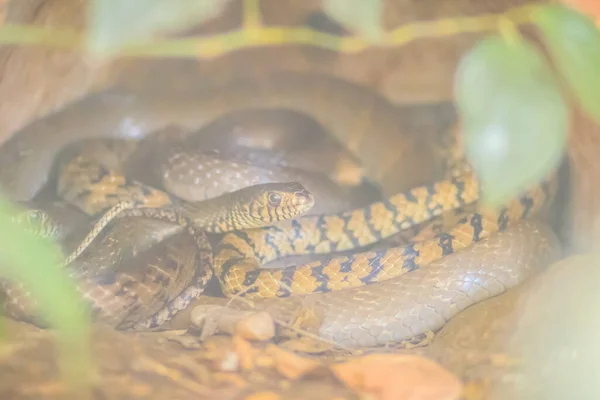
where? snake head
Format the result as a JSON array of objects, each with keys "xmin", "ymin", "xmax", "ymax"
[
  {"xmin": 243, "ymin": 182, "xmax": 314, "ymax": 226},
  {"xmin": 10, "ymin": 208, "xmax": 64, "ymax": 240}
]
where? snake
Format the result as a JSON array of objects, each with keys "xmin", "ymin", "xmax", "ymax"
[
  {"xmin": 3, "ymin": 109, "xmax": 386, "ymax": 329},
  {"xmin": 0, "ymin": 72, "xmax": 454, "ymax": 203},
  {"xmin": 187, "ymin": 219, "xmax": 560, "ymax": 347},
  {"xmin": 0, "ymin": 95, "xmax": 559, "ymax": 340},
  {"xmin": 2, "ymin": 164, "xmax": 316, "ymax": 329},
  {"xmin": 0, "ymin": 0, "xmax": 562, "ymax": 341},
  {"xmin": 0, "ymin": 79, "xmax": 559, "ymax": 324},
  {"xmin": 210, "ymin": 170, "xmax": 556, "ymax": 299},
  {"xmin": 420, "ymin": 252, "xmax": 600, "ymax": 400}
]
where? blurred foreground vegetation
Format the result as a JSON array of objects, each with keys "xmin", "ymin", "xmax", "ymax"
[{"xmin": 0, "ymin": 0, "xmax": 598, "ymax": 394}]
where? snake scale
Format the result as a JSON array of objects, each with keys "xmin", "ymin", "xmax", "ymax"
[
  {"xmin": 0, "ymin": 72, "xmax": 452, "ymax": 203},
  {"xmin": 1, "ymin": 101, "xmax": 558, "ymax": 340},
  {"xmin": 3, "ymin": 176, "xmax": 315, "ymax": 329},
  {"xmin": 0, "ymin": 19, "xmax": 560, "ymax": 342},
  {"xmin": 59, "ymin": 129, "xmax": 555, "ymax": 303}
]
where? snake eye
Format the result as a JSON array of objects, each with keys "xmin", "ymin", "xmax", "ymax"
[
  {"xmin": 267, "ymin": 192, "xmax": 282, "ymax": 207},
  {"xmin": 28, "ymin": 210, "xmax": 41, "ymax": 222}
]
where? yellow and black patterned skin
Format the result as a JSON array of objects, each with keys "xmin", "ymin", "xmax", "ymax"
[
  {"xmin": 55, "ymin": 139, "xmax": 315, "ymax": 234},
  {"xmin": 1, "ymin": 140, "xmax": 316, "ymax": 329},
  {"xmin": 213, "ymin": 171, "xmax": 556, "ymax": 299},
  {"xmin": 48, "ymin": 137, "xmax": 317, "ymax": 268},
  {"xmin": 3, "ymin": 118, "xmax": 558, "ymax": 328}
]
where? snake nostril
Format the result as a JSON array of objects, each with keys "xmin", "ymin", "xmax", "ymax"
[{"xmin": 295, "ymin": 190, "xmax": 313, "ymax": 205}]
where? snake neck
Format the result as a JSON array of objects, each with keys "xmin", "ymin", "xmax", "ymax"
[{"xmin": 177, "ymin": 197, "xmax": 253, "ymax": 233}]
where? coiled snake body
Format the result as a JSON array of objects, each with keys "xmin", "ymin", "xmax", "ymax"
[
  {"xmin": 0, "ymin": 72, "xmax": 559, "ymax": 344},
  {"xmin": 3, "ymin": 139, "xmax": 316, "ymax": 328}
]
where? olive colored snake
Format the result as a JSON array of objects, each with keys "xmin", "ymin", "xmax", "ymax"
[{"xmin": 0, "ymin": 72, "xmax": 452, "ymax": 202}]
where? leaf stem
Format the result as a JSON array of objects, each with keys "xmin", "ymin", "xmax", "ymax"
[{"xmin": 0, "ymin": 3, "xmax": 543, "ymax": 59}]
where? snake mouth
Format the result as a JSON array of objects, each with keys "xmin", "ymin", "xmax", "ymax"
[{"xmin": 293, "ymin": 189, "xmax": 315, "ymax": 212}]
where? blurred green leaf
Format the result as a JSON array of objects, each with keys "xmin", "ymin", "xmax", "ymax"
[
  {"xmin": 87, "ymin": 0, "xmax": 231, "ymax": 56},
  {"xmin": 0, "ymin": 199, "xmax": 93, "ymax": 390},
  {"xmin": 322, "ymin": 0, "xmax": 384, "ymax": 42},
  {"xmin": 454, "ymin": 35, "xmax": 568, "ymax": 206},
  {"xmin": 534, "ymin": 4, "xmax": 600, "ymax": 124},
  {"xmin": 0, "ymin": 24, "xmax": 80, "ymax": 47}
]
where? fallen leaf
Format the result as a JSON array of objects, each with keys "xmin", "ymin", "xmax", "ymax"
[
  {"xmin": 489, "ymin": 353, "xmax": 521, "ymax": 367},
  {"xmin": 162, "ymin": 332, "xmax": 202, "ymax": 349},
  {"xmin": 233, "ymin": 335, "xmax": 255, "ymax": 370},
  {"xmin": 461, "ymin": 381, "xmax": 488, "ymax": 400},
  {"xmin": 254, "ymin": 354, "xmax": 275, "ymax": 368},
  {"xmin": 216, "ymin": 350, "xmax": 240, "ymax": 372},
  {"xmin": 265, "ymin": 345, "xmax": 322, "ymax": 380},
  {"xmin": 330, "ymin": 354, "xmax": 462, "ymax": 400},
  {"xmin": 289, "ymin": 305, "xmax": 323, "ymax": 334},
  {"xmin": 129, "ymin": 384, "xmax": 152, "ymax": 397},
  {"xmin": 213, "ymin": 372, "xmax": 248, "ymax": 388},
  {"xmin": 279, "ymin": 337, "xmax": 334, "ymax": 354},
  {"xmin": 244, "ymin": 391, "xmax": 282, "ymax": 400},
  {"xmin": 200, "ymin": 336, "xmax": 238, "ymax": 365}
]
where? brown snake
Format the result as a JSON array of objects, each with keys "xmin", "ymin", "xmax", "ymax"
[
  {"xmin": 2, "ymin": 179, "xmax": 315, "ymax": 329},
  {"xmin": 0, "ymin": 80, "xmax": 561, "ymax": 341},
  {"xmin": 0, "ymin": 72, "xmax": 453, "ymax": 202},
  {"xmin": 2, "ymin": 105, "xmax": 560, "ymax": 344},
  {"xmin": 0, "ymin": 0, "xmax": 564, "ymax": 344},
  {"xmin": 189, "ymin": 220, "xmax": 560, "ymax": 347}
]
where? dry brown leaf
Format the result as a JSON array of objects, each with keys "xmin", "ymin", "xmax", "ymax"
[
  {"xmin": 330, "ymin": 354, "xmax": 462, "ymax": 400},
  {"xmin": 162, "ymin": 332, "xmax": 202, "ymax": 349},
  {"xmin": 461, "ymin": 381, "xmax": 488, "ymax": 400},
  {"xmin": 255, "ymin": 354, "xmax": 275, "ymax": 368},
  {"xmin": 279, "ymin": 337, "xmax": 334, "ymax": 354},
  {"xmin": 200, "ymin": 336, "xmax": 237, "ymax": 363},
  {"xmin": 129, "ymin": 384, "xmax": 153, "ymax": 397},
  {"xmin": 265, "ymin": 345, "xmax": 322, "ymax": 380},
  {"xmin": 244, "ymin": 391, "xmax": 282, "ymax": 400},
  {"xmin": 215, "ymin": 350, "xmax": 240, "ymax": 372},
  {"xmin": 18, "ymin": 381, "xmax": 67, "ymax": 396},
  {"xmin": 489, "ymin": 353, "xmax": 521, "ymax": 367},
  {"xmin": 233, "ymin": 335, "xmax": 256, "ymax": 370},
  {"xmin": 289, "ymin": 304, "xmax": 323, "ymax": 333},
  {"xmin": 213, "ymin": 372, "xmax": 248, "ymax": 388}
]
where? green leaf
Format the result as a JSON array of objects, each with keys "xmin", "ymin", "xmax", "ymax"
[
  {"xmin": 87, "ymin": 0, "xmax": 231, "ymax": 56},
  {"xmin": 534, "ymin": 4, "xmax": 600, "ymax": 124},
  {"xmin": 454, "ymin": 35, "xmax": 568, "ymax": 206},
  {"xmin": 0, "ymin": 199, "xmax": 93, "ymax": 391},
  {"xmin": 322, "ymin": 0, "xmax": 384, "ymax": 42}
]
